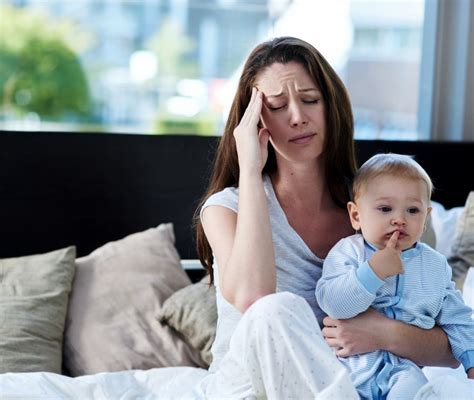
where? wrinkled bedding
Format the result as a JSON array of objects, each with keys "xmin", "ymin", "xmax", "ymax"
[
  {"xmin": 0, "ymin": 367, "xmax": 208, "ymax": 400},
  {"xmin": 1, "ymin": 205, "xmax": 472, "ymax": 399},
  {"xmin": 1, "ymin": 365, "xmax": 473, "ymax": 399}
]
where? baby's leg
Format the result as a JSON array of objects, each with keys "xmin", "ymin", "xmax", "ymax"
[
  {"xmin": 201, "ymin": 292, "xmax": 357, "ymax": 400},
  {"xmin": 387, "ymin": 364, "xmax": 428, "ymax": 400}
]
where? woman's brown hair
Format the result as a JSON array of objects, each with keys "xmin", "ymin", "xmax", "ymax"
[{"xmin": 195, "ymin": 36, "xmax": 356, "ymax": 281}]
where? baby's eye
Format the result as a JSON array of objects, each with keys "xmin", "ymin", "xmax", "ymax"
[
  {"xmin": 407, "ymin": 207, "xmax": 420, "ymax": 214},
  {"xmin": 378, "ymin": 206, "xmax": 392, "ymax": 213}
]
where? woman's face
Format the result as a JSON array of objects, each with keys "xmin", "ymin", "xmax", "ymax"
[{"xmin": 255, "ymin": 61, "xmax": 326, "ymax": 165}]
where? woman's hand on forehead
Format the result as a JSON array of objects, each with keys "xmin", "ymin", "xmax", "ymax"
[{"xmin": 233, "ymin": 87, "xmax": 269, "ymax": 174}]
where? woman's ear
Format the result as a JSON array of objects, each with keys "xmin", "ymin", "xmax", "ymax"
[{"xmin": 347, "ymin": 201, "xmax": 361, "ymax": 231}]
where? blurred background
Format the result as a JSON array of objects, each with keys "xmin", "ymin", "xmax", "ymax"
[{"xmin": 0, "ymin": 0, "xmax": 436, "ymax": 139}]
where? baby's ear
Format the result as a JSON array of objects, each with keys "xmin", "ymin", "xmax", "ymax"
[
  {"xmin": 347, "ymin": 201, "xmax": 361, "ymax": 231},
  {"xmin": 423, "ymin": 206, "xmax": 433, "ymax": 232}
]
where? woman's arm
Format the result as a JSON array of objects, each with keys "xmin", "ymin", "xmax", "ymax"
[
  {"xmin": 322, "ymin": 308, "xmax": 459, "ymax": 367},
  {"xmin": 202, "ymin": 88, "xmax": 275, "ymax": 313},
  {"xmin": 202, "ymin": 175, "xmax": 275, "ymax": 313}
]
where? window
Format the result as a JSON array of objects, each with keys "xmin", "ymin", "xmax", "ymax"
[{"xmin": 2, "ymin": 0, "xmax": 471, "ymax": 141}]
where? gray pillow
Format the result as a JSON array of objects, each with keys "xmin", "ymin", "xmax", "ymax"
[
  {"xmin": 63, "ymin": 223, "xmax": 205, "ymax": 376},
  {"xmin": 0, "ymin": 246, "xmax": 76, "ymax": 373},
  {"xmin": 158, "ymin": 275, "xmax": 217, "ymax": 366},
  {"xmin": 449, "ymin": 191, "xmax": 474, "ymax": 289}
]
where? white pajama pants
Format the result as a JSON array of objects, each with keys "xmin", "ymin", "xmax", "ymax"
[{"xmin": 199, "ymin": 292, "xmax": 358, "ymax": 400}]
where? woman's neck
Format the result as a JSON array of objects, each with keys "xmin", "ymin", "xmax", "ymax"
[{"xmin": 269, "ymin": 160, "xmax": 333, "ymax": 212}]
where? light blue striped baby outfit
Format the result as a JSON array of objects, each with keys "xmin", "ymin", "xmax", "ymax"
[{"xmin": 316, "ymin": 234, "xmax": 474, "ymax": 399}]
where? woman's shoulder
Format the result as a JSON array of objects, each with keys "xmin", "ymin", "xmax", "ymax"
[
  {"xmin": 201, "ymin": 186, "xmax": 239, "ymax": 216},
  {"xmin": 201, "ymin": 174, "xmax": 268, "ymax": 216}
]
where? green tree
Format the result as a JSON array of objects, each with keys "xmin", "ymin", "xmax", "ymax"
[
  {"xmin": 147, "ymin": 17, "xmax": 197, "ymax": 79},
  {"xmin": 0, "ymin": 5, "xmax": 92, "ymax": 119}
]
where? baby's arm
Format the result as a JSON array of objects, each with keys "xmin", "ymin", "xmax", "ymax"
[
  {"xmin": 316, "ymin": 237, "xmax": 384, "ymax": 319},
  {"xmin": 435, "ymin": 258, "xmax": 474, "ymax": 377}
]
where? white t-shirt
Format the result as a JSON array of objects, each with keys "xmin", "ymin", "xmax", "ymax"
[{"xmin": 200, "ymin": 174, "xmax": 326, "ymax": 372}]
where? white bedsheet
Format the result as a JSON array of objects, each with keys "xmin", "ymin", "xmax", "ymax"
[
  {"xmin": 0, "ymin": 367, "xmax": 208, "ymax": 400},
  {"xmin": 3, "ymin": 268, "xmax": 472, "ymax": 400},
  {"xmin": 1, "ymin": 365, "xmax": 472, "ymax": 399}
]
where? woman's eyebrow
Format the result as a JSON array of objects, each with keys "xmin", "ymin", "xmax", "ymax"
[
  {"xmin": 267, "ymin": 88, "xmax": 320, "ymax": 98},
  {"xmin": 266, "ymin": 92, "xmax": 284, "ymax": 98},
  {"xmin": 298, "ymin": 88, "xmax": 320, "ymax": 93}
]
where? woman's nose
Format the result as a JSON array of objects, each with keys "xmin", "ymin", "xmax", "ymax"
[{"xmin": 289, "ymin": 103, "xmax": 308, "ymax": 127}]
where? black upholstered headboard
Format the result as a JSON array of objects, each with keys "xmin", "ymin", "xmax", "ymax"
[
  {"xmin": 0, "ymin": 131, "xmax": 472, "ymax": 260},
  {"xmin": 0, "ymin": 132, "xmax": 216, "ymax": 260}
]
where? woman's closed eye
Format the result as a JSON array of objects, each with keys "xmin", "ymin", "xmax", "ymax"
[
  {"xmin": 268, "ymin": 104, "xmax": 286, "ymax": 111},
  {"xmin": 302, "ymin": 98, "xmax": 320, "ymax": 104}
]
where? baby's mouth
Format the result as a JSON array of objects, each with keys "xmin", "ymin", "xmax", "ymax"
[{"xmin": 386, "ymin": 230, "xmax": 408, "ymax": 239}]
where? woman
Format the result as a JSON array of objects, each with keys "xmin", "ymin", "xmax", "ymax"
[{"xmin": 195, "ymin": 37, "xmax": 457, "ymax": 398}]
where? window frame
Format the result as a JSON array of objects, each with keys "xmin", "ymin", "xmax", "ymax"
[{"xmin": 418, "ymin": 0, "xmax": 474, "ymax": 141}]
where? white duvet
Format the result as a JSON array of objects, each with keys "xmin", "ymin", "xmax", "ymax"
[
  {"xmin": 0, "ymin": 367, "xmax": 208, "ymax": 399},
  {"xmin": 2, "ymin": 271, "xmax": 472, "ymax": 400},
  {"xmin": 1, "ymin": 364, "xmax": 473, "ymax": 399}
]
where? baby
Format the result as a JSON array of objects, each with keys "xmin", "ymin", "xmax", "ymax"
[{"xmin": 316, "ymin": 153, "xmax": 474, "ymax": 399}]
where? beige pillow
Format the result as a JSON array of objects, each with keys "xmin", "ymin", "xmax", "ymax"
[
  {"xmin": 449, "ymin": 192, "xmax": 474, "ymax": 290},
  {"xmin": 63, "ymin": 223, "xmax": 205, "ymax": 376},
  {"xmin": 158, "ymin": 275, "xmax": 217, "ymax": 366},
  {"xmin": 0, "ymin": 246, "xmax": 76, "ymax": 373}
]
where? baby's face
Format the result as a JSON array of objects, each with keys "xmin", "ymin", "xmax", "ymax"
[{"xmin": 349, "ymin": 176, "xmax": 431, "ymax": 250}]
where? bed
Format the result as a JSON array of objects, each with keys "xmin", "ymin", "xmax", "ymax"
[{"xmin": 0, "ymin": 131, "xmax": 473, "ymax": 398}]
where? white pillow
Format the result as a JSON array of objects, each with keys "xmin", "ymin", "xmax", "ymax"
[
  {"xmin": 463, "ymin": 268, "xmax": 474, "ymax": 313},
  {"xmin": 430, "ymin": 201, "xmax": 464, "ymax": 257}
]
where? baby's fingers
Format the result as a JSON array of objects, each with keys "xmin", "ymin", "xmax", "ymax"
[{"xmin": 386, "ymin": 231, "xmax": 400, "ymax": 249}]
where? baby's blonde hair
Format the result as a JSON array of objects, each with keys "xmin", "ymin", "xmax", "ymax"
[{"xmin": 352, "ymin": 153, "xmax": 433, "ymax": 202}]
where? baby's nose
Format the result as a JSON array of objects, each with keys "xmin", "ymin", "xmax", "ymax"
[{"xmin": 391, "ymin": 217, "xmax": 406, "ymax": 226}]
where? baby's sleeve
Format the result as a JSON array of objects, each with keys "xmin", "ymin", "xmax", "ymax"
[{"xmin": 316, "ymin": 237, "xmax": 384, "ymax": 319}]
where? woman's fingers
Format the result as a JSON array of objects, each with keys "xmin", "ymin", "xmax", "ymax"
[
  {"xmin": 323, "ymin": 316, "xmax": 338, "ymax": 328},
  {"xmin": 251, "ymin": 90, "xmax": 263, "ymax": 124},
  {"xmin": 239, "ymin": 87, "xmax": 255, "ymax": 125},
  {"xmin": 233, "ymin": 88, "xmax": 266, "ymax": 172},
  {"xmin": 322, "ymin": 325, "xmax": 337, "ymax": 338},
  {"xmin": 335, "ymin": 348, "xmax": 351, "ymax": 358},
  {"xmin": 240, "ymin": 87, "xmax": 262, "ymax": 128},
  {"xmin": 323, "ymin": 337, "xmax": 339, "ymax": 347},
  {"xmin": 323, "ymin": 321, "xmax": 354, "ymax": 357}
]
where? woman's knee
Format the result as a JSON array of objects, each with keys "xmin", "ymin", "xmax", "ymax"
[{"xmin": 245, "ymin": 291, "xmax": 308, "ymax": 320}]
